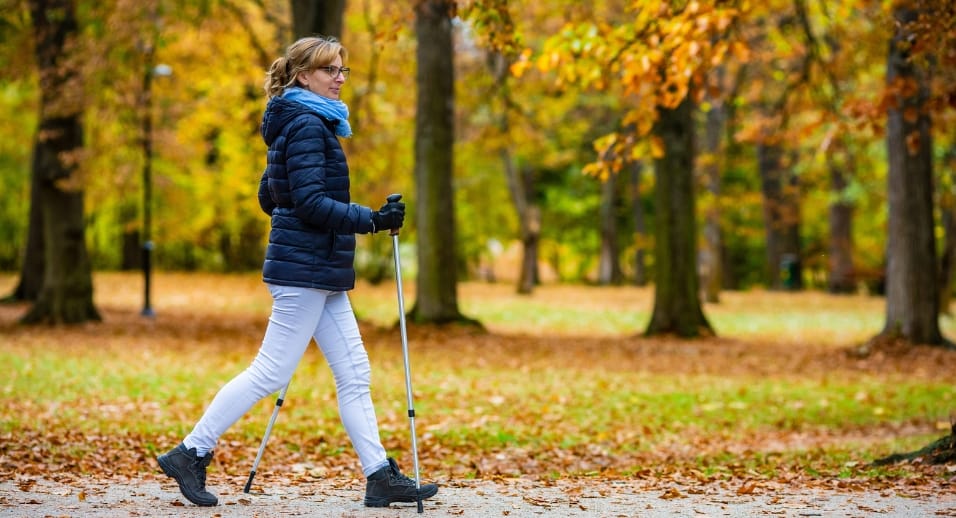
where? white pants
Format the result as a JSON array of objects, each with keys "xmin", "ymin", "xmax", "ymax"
[{"xmin": 183, "ymin": 284, "xmax": 389, "ymax": 477}]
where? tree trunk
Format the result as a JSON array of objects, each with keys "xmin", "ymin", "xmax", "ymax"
[
  {"xmin": 629, "ymin": 162, "xmax": 648, "ymax": 286},
  {"xmin": 758, "ymin": 144, "xmax": 802, "ymax": 290},
  {"xmin": 827, "ymin": 153, "xmax": 856, "ymax": 294},
  {"xmin": 598, "ymin": 171, "xmax": 622, "ymax": 285},
  {"xmin": 700, "ymin": 98, "xmax": 725, "ymax": 303},
  {"xmin": 869, "ymin": 6, "xmax": 944, "ymax": 347},
  {"xmin": 940, "ymin": 200, "xmax": 956, "ymax": 314},
  {"xmin": 292, "ymin": 0, "xmax": 346, "ymax": 39},
  {"xmin": 518, "ymin": 204, "xmax": 540, "ymax": 295},
  {"xmin": 645, "ymin": 98, "xmax": 713, "ymax": 338},
  {"xmin": 939, "ymin": 143, "xmax": 956, "ymax": 315},
  {"xmin": 20, "ymin": 0, "xmax": 100, "ymax": 324},
  {"xmin": 410, "ymin": 0, "xmax": 473, "ymax": 325},
  {"xmin": 504, "ymin": 159, "xmax": 540, "ymax": 295},
  {"xmin": 488, "ymin": 50, "xmax": 541, "ymax": 295},
  {"xmin": 6, "ymin": 168, "xmax": 44, "ymax": 302}
]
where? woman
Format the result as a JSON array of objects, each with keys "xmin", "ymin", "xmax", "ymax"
[{"xmin": 157, "ymin": 35, "xmax": 438, "ymax": 509}]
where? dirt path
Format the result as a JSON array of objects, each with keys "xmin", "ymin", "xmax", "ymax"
[{"xmin": 2, "ymin": 475, "xmax": 953, "ymax": 517}]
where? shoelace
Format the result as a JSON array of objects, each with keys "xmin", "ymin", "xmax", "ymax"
[
  {"xmin": 192, "ymin": 457, "xmax": 209, "ymax": 488},
  {"xmin": 389, "ymin": 467, "xmax": 416, "ymax": 486}
]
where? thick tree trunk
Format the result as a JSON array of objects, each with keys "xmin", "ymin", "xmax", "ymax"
[
  {"xmin": 21, "ymin": 115, "xmax": 99, "ymax": 324},
  {"xmin": 869, "ymin": 6, "xmax": 944, "ymax": 347},
  {"xmin": 21, "ymin": 0, "xmax": 99, "ymax": 324},
  {"xmin": 645, "ymin": 98, "xmax": 713, "ymax": 338},
  {"xmin": 598, "ymin": 171, "xmax": 622, "ymax": 285},
  {"xmin": 292, "ymin": 0, "xmax": 346, "ymax": 39},
  {"xmin": 411, "ymin": 0, "xmax": 474, "ymax": 325},
  {"xmin": 758, "ymin": 144, "xmax": 802, "ymax": 290},
  {"xmin": 6, "ymin": 169, "xmax": 44, "ymax": 302},
  {"xmin": 629, "ymin": 162, "xmax": 648, "ymax": 286}
]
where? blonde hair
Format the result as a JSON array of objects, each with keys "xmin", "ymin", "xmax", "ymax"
[{"xmin": 264, "ymin": 36, "xmax": 348, "ymax": 99}]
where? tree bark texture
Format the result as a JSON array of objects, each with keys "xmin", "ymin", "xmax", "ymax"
[
  {"xmin": 7, "ymin": 168, "xmax": 44, "ymax": 301},
  {"xmin": 629, "ymin": 162, "xmax": 648, "ymax": 286},
  {"xmin": 292, "ymin": 0, "xmax": 346, "ymax": 39},
  {"xmin": 506, "ymin": 163, "xmax": 540, "ymax": 295},
  {"xmin": 827, "ymin": 154, "xmax": 856, "ymax": 294},
  {"xmin": 758, "ymin": 144, "xmax": 802, "ymax": 290},
  {"xmin": 940, "ymin": 143, "xmax": 956, "ymax": 315},
  {"xmin": 875, "ymin": 6, "xmax": 943, "ymax": 345},
  {"xmin": 645, "ymin": 98, "xmax": 713, "ymax": 338},
  {"xmin": 21, "ymin": 0, "xmax": 100, "ymax": 324},
  {"xmin": 700, "ymin": 99, "xmax": 725, "ymax": 302},
  {"xmin": 940, "ymin": 202, "xmax": 956, "ymax": 314},
  {"xmin": 598, "ymin": 171, "xmax": 622, "ymax": 285},
  {"xmin": 411, "ymin": 0, "xmax": 466, "ymax": 323}
]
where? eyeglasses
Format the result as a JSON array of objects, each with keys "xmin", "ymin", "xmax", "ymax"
[{"xmin": 318, "ymin": 66, "xmax": 350, "ymax": 79}]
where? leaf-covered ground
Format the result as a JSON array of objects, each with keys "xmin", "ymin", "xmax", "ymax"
[{"xmin": 0, "ymin": 273, "xmax": 954, "ymax": 515}]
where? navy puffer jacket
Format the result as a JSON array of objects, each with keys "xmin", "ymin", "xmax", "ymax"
[{"xmin": 257, "ymin": 96, "xmax": 374, "ymax": 291}]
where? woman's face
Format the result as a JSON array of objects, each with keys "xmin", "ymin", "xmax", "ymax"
[{"xmin": 297, "ymin": 55, "xmax": 347, "ymax": 100}]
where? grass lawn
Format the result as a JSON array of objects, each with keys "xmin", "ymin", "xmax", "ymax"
[{"xmin": 0, "ymin": 271, "xmax": 953, "ymax": 492}]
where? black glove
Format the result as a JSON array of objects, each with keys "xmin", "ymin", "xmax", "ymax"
[{"xmin": 371, "ymin": 199, "xmax": 405, "ymax": 232}]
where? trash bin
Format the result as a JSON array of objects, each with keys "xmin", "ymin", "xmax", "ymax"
[{"xmin": 780, "ymin": 254, "xmax": 800, "ymax": 290}]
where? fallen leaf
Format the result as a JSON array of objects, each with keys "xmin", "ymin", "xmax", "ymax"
[
  {"xmin": 737, "ymin": 482, "xmax": 757, "ymax": 495},
  {"xmin": 660, "ymin": 488, "xmax": 686, "ymax": 500}
]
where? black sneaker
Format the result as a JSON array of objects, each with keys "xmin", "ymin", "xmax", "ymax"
[
  {"xmin": 156, "ymin": 444, "xmax": 218, "ymax": 507},
  {"xmin": 364, "ymin": 457, "xmax": 438, "ymax": 507}
]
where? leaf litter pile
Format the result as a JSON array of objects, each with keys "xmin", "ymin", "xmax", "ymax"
[{"xmin": 0, "ymin": 273, "xmax": 954, "ymax": 506}]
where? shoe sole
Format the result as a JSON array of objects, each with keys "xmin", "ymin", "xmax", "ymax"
[
  {"xmin": 157, "ymin": 455, "xmax": 218, "ymax": 507},
  {"xmin": 364, "ymin": 485, "xmax": 438, "ymax": 507}
]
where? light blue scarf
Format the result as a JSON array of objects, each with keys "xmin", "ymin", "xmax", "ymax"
[{"xmin": 282, "ymin": 87, "xmax": 352, "ymax": 138}]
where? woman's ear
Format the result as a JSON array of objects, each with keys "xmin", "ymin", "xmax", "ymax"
[{"xmin": 294, "ymin": 73, "xmax": 307, "ymax": 88}]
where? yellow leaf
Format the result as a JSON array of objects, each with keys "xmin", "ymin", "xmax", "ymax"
[
  {"xmin": 650, "ymin": 136, "xmax": 665, "ymax": 158},
  {"xmin": 732, "ymin": 41, "xmax": 751, "ymax": 62},
  {"xmin": 510, "ymin": 60, "xmax": 531, "ymax": 79}
]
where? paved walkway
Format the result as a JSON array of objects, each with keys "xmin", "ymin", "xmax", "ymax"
[{"xmin": 2, "ymin": 476, "xmax": 954, "ymax": 517}]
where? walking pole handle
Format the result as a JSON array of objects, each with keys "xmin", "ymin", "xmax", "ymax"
[{"xmin": 387, "ymin": 193, "xmax": 402, "ymax": 236}]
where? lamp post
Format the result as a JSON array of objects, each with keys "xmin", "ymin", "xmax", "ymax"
[{"xmin": 141, "ymin": 60, "xmax": 171, "ymax": 317}]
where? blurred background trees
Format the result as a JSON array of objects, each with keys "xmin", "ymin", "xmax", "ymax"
[{"xmin": 0, "ymin": 0, "xmax": 953, "ymax": 339}]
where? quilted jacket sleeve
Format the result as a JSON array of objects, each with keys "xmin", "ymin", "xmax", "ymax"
[{"xmin": 258, "ymin": 169, "xmax": 276, "ymax": 215}]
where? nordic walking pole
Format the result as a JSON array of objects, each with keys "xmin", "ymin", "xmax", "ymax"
[
  {"xmin": 243, "ymin": 382, "xmax": 290, "ymax": 493},
  {"xmin": 387, "ymin": 194, "xmax": 424, "ymax": 513}
]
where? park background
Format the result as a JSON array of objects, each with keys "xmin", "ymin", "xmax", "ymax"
[{"xmin": 1, "ymin": 0, "xmax": 955, "ymax": 513}]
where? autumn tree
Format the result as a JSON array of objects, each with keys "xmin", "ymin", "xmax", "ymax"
[
  {"xmin": 20, "ymin": 0, "xmax": 99, "ymax": 324},
  {"xmin": 536, "ymin": 1, "xmax": 737, "ymax": 336},
  {"xmin": 463, "ymin": 1, "xmax": 542, "ymax": 294},
  {"xmin": 645, "ymin": 97, "xmax": 712, "ymax": 336},
  {"xmin": 410, "ymin": 0, "xmax": 475, "ymax": 325},
  {"xmin": 735, "ymin": 1, "xmax": 809, "ymax": 291},
  {"xmin": 866, "ymin": 3, "xmax": 948, "ymax": 349},
  {"xmin": 790, "ymin": 0, "xmax": 862, "ymax": 294}
]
